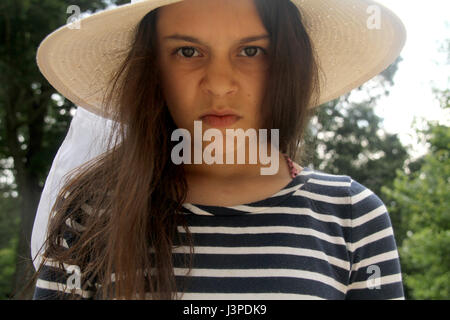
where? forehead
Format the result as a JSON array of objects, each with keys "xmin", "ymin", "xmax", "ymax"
[{"xmin": 156, "ymin": 0, "xmax": 267, "ymax": 41}]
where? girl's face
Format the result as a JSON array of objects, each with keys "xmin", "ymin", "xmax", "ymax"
[{"xmin": 157, "ymin": 0, "xmax": 270, "ymax": 139}]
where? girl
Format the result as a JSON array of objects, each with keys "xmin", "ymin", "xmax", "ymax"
[{"xmin": 28, "ymin": 0, "xmax": 406, "ymax": 299}]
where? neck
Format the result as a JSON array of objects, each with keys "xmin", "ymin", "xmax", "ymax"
[{"xmin": 182, "ymin": 141, "xmax": 286, "ymax": 181}]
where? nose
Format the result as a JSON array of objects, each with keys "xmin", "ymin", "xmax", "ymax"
[{"xmin": 201, "ymin": 56, "xmax": 238, "ymax": 98}]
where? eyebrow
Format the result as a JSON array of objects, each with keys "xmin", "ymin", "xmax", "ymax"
[{"xmin": 163, "ymin": 34, "xmax": 270, "ymax": 47}]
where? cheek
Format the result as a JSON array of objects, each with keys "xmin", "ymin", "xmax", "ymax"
[
  {"xmin": 246, "ymin": 77, "xmax": 267, "ymax": 119},
  {"xmin": 162, "ymin": 79, "xmax": 196, "ymax": 128}
]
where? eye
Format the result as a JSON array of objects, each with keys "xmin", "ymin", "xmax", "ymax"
[
  {"xmin": 239, "ymin": 46, "xmax": 266, "ymax": 57},
  {"xmin": 173, "ymin": 46, "xmax": 201, "ymax": 58},
  {"xmin": 172, "ymin": 46, "xmax": 267, "ymax": 59}
]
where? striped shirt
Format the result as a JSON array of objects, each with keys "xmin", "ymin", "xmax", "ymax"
[{"xmin": 33, "ymin": 167, "xmax": 405, "ymax": 300}]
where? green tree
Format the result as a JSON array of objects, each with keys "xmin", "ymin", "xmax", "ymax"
[
  {"xmin": 381, "ymin": 87, "xmax": 450, "ymax": 299},
  {"xmin": 0, "ymin": 0, "xmax": 128, "ymax": 299},
  {"xmin": 0, "ymin": 194, "xmax": 20, "ymax": 299}
]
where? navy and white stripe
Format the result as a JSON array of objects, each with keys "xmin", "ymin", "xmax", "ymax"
[{"xmin": 33, "ymin": 167, "xmax": 405, "ymax": 300}]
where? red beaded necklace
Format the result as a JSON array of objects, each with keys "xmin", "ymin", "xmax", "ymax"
[{"xmin": 282, "ymin": 153, "xmax": 300, "ymax": 178}]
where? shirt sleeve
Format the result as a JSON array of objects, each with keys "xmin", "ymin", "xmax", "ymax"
[
  {"xmin": 345, "ymin": 179, "xmax": 405, "ymax": 300},
  {"xmin": 33, "ymin": 196, "xmax": 97, "ymax": 300}
]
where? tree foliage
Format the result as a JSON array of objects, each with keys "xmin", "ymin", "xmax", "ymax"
[
  {"xmin": 0, "ymin": 0, "xmax": 128, "ymax": 299},
  {"xmin": 382, "ymin": 86, "xmax": 450, "ymax": 299}
]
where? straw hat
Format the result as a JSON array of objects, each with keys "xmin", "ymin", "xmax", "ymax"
[{"xmin": 36, "ymin": 0, "xmax": 406, "ymax": 120}]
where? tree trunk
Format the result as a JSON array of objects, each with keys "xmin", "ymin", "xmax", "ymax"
[
  {"xmin": 6, "ymin": 86, "xmax": 48, "ymax": 299},
  {"xmin": 11, "ymin": 178, "xmax": 43, "ymax": 299}
]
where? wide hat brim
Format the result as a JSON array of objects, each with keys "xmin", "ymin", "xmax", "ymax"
[{"xmin": 36, "ymin": 0, "xmax": 406, "ymax": 120}]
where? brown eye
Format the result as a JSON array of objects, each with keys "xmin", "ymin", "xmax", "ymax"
[
  {"xmin": 173, "ymin": 47, "xmax": 200, "ymax": 58},
  {"xmin": 240, "ymin": 46, "xmax": 266, "ymax": 57},
  {"xmin": 172, "ymin": 46, "xmax": 266, "ymax": 59}
]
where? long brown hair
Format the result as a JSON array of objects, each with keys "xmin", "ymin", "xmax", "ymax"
[{"xmin": 23, "ymin": 0, "xmax": 321, "ymax": 300}]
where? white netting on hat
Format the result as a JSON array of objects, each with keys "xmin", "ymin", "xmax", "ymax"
[{"xmin": 31, "ymin": 107, "xmax": 117, "ymax": 270}]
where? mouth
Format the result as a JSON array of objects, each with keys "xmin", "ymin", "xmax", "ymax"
[{"xmin": 200, "ymin": 114, "xmax": 241, "ymax": 127}]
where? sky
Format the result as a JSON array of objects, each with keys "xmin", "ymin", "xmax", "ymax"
[{"xmin": 366, "ymin": 0, "xmax": 450, "ymax": 159}]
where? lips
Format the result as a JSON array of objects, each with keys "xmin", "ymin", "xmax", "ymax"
[
  {"xmin": 200, "ymin": 110, "xmax": 240, "ymax": 118},
  {"xmin": 199, "ymin": 109, "xmax": 242, "ymax": 127},
  {"xmin": 200, "ymin": 114, "xmax": 241, "ymax": 127}
]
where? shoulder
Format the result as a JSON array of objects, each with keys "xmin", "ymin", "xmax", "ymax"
[
  {"xmin": 295, "ymin": 167, "xmax": 390, "ymax": 222},
  {"xmin": 34, "ymin": 191, "xmax": 99, "ymax": 299},
  {"xmin": 298, "ymin": 166, "xmax": 353, "ymax": 195},
  {"xmin": 297, "ymin": 166, "xmax": 382, "ymax": 205}
]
